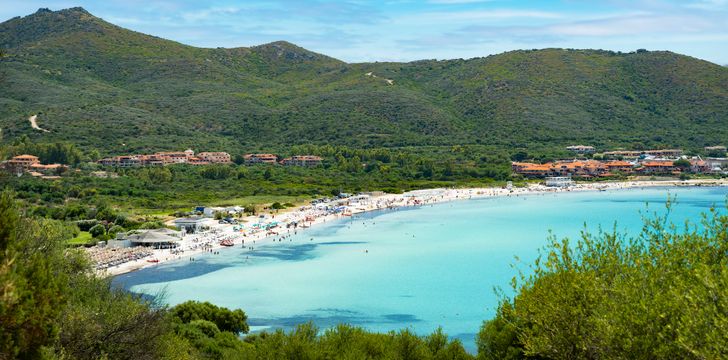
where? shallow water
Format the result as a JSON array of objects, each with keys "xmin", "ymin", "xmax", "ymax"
[{"xmin": 114, "ymin": 187, "xmax": 727, "ymax": 352}]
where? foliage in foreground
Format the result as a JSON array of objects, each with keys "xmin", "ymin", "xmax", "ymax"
[{"xmin": 478, "ymin": 200, "xmax": 728, "ymax": 359}]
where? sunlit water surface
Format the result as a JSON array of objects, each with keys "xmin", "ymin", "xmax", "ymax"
[{"xmin": 114, "ymin": 187, "xmax": 727, "ymax": 352}]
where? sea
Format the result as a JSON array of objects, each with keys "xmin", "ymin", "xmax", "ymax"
[{"xmin": 113, "ymin": 186, "xmax": 728, "ymax": 352}]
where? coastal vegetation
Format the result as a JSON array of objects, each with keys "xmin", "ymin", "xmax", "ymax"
[
  {"xmin": 477, "ymin": 200, "xmax": 728, "ymax": 359},
  {"xmin": 0, "ymin": 141, "xmax": 514, "ymax": 227}
]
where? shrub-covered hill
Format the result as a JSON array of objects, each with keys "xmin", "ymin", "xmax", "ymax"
[{"xmin": 1, "ymin": 7, "xmax": 726, "ymax": 155}]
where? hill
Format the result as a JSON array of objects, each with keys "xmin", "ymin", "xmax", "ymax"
[{"xmin": 1, "ymin": 7, "xmax": 727, "ymax": 156}]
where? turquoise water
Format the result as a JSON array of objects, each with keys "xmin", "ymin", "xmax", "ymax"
[{"xmin": 114, "ymin": 187, "xmax": 727, "ymax": 351}]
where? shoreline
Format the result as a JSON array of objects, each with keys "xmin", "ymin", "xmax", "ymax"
[{"xmin": 101, "ymin": 178, "xmax": 728, "ymax": 277}]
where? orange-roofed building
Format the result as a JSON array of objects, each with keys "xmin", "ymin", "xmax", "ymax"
[
  {"xmin": 30, "ymin": 163, "xmax": 68, "ymax": 175},
  {"xmin": 689, "ymin": 159, "xmax": 710, "ymax": 173},
  {"xmin": 244, "ymin": 154, "xmax": 278, "ymax": 165},
  {"xmin": 511, "ymin": 162, "xmax": 553, "ymax": 177},
  {"xmin": 604, "ymin": 160, "xmax": 634, "ymax": 173},
  {"xmin": 197, "ymin": 152, "xmax": 231, "ymax": 164},
  {"xmin": 638, "ymin": 161, "xmax": 677, "ymax": 174},
  {"xmin": 188, "ymin": 157, "xmax": 210, "ymax": 166},
  {"xmin": 281, "ymin": 155, "xmax": 323, "ymax": 167},
  {"xmin": 6, "ymin": 154, "xmax": 40, "ymax": 169}
]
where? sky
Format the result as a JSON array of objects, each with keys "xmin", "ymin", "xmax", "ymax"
[{"xmin": 1, "ymin": 0, "xmax": 727, "ymax": 64}]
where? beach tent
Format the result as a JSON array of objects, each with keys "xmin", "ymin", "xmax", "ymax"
[{"xmin": 119, "ymin": 229, "xmax": 181, "ymax": 247}]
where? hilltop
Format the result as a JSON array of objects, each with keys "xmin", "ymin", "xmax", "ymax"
[{"xmin": 1, "ymin": 7, "xmax": 727, "ymax": 155}]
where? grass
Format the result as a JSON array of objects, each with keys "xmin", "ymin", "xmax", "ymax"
[{"xmin": 67, "ymin": 231, "xmax": 92, "ymax": 245}]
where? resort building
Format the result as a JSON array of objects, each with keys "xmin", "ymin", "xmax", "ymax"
[
  {"xmin": 545, "ymin": 176, "xmax": 574, "ymax": 187},
  {"xmin": 602, "ymin": 149, "xmax": 683, "ymax": 160},
  {"xmin": 511, "ymin": 156, "xmax": 712, "ymax": 177},
  {"xmin": 689, "ymin": 159, "xmax": 711, "ymax": 174},
  {"xmin": 705, "ymin": 146, "xmax": 727, "ymax": 155},
  {"xmin": 97, "ymin": 149, "xmax": 231, "ymax": 167},
  {"xmin": 1, "ymin": 154, "xmax": 68, "ymax": 178},
  {"xmin": 603, "ymin": 160, "xmax": 635, "ymax": 173},
  {"xmin": 281, "ymin": 155, "xmax": 323, "ymax": 167},
  {"xmin": 511, "ymin": 162, "xmax": 552, "ymax": 177},
  {"xmin": 243, "ymin": 153, "xmax": 278, "ymax": 165},
  {"xmin": 113, "ymin": 156, "xmax": 142, "ymax": 167},
  {"xmin": 29, "ymin": 163, "xmax": 67, "ymax": 174},
  {"xmin": 187, "ymin": 157, "xmax": 210, "ymax": 166},
  {"xmin": 155, "ymin": 150, "xmax": 193, "ymax": 164},
  {"xmin": 5, "ymin": 154, "xmax": 40, "ymax": 169},
  {"xmin": 513, "ymin": 160, "xmax": 611, "ymax": 178},
  {"xmin": 706, "ymin": 157, "xmax": 728, "ymax": 172},
  {"xmin": 198, "ymin": 152, "xmax": 232, "ymax": 163},
  {"xmin": 636, "ymin": 161, "xmax": 679, "ymax": 174},
  {"xmin": 566, "ymin": 145, "xmax": 595, "ymax": 154}
]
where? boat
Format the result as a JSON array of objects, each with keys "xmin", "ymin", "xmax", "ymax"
[
  {"xmin": 220, "ymin": 239, "xmax": 234, "ymax": 247},
  {"xmin": 146, "ymin": 259, "xmax": 160, "ymax": 263}
]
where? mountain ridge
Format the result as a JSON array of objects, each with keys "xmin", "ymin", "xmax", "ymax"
[{"xmin": 0, "ymin": 7, "xmax": 726, "ymax": 155}]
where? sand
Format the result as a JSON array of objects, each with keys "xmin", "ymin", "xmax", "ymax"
[{"xmin": 100, "ymin": 178, "xmax": 728, "ymax": 277}]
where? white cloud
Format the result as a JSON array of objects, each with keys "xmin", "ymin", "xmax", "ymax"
[
  {"xmin": 397, "ymin": 9, "xmax": 564, "ymax": 24},
  {"xmin": 547, "ymin": 15, "xmax": 715, "ymax": 37}
]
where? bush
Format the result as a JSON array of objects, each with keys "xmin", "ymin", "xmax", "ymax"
[
  {"xmin": 189, "ymin": 320, "xmax": 221, "ymax": 338},
  {"xmin": 76, "ymin": 219, "xmax": 99, "ymax": 231},
  {"xmin": 107, "ymin": 225, "xmax": 125, "ymax": 236},
  {"xmin": 171, "ymin": 301, "xmax": 249, "ymax": 334},
  {"xmin": 478, "ymin": 202, "xmax": 728, "ymax": 359},
  {"xmin": 88, "ymin": 224, "xmax": 106, "ymax": 238},
  {"xmin": 140, "ymin": 221, "xmax": 164, "ymax": 229}
]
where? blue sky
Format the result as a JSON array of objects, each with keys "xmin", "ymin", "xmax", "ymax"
[{"xmin": 2, "ymin": 0, "xmax": 727, "ymax": 64}]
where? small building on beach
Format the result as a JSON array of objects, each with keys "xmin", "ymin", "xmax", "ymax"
[
  {"xmin": 111, "ymin": 229, "xmax": 182, "ymax": 248},
  {"xmin": 545, "ymin": 176, "xmax": 574, "ymax": 187},
  {"xmin": 174, "ymin": 217, "xmax": 208, "ymax": 234}
]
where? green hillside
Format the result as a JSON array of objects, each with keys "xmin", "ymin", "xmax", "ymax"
[{"xmin": 1, "ymin": 7, "xmax": 726, "ymax": 156}]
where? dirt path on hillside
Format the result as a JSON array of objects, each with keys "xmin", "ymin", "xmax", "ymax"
[{"xmin": 29, "ymin": 115, "xmax": 50, "ymax": 132}]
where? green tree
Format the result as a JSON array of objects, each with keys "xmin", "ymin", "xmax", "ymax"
[
  {"xmin": 107, "ymin": 225, "xmax": 125, "ymax": 236},
  {"xmin": 673, "ymin": 158, "xmax": 691, "ymax": 171},
  {"xmin": 171, "ymin": 301, "xmax": 249, "ymax": 334},
  {"xmin": 88, "ymin": 224, "xmax": 106, "ymax": 238},
  {"xmin": 0, "ymin": 190, "xmax": 71, "ymax": 359}
]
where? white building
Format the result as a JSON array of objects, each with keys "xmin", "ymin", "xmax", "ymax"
[
  {"xmin": 202, "ymin": 207, "xmax": 225, "ymax": 218},
  {"xmin": 174, "ymin": 217, "xmax": 208, "ymax": 234},
  {"xmin": 545, "ymin": 176, "xmax": 574, "ymax": 187}
]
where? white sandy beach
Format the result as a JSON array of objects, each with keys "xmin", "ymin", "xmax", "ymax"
[{"xmin": 100, "ymin": 178, "xmax": 728, "ymax": 276}]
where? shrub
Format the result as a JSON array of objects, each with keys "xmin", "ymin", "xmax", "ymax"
[{"xmin": 88, "ymin": 224, "xmax": 106, "ymax": 238}]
